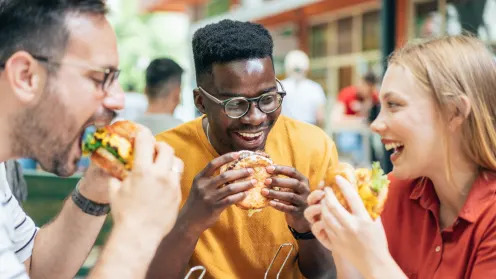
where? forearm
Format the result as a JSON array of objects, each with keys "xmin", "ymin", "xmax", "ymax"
[
  {"xmin": 367, "ymin": 255, "xmax": 407, "ymax": 279},
  {"xmin": 298, "ymin": 239, "xmax": 336, "ymax": 279},
  {"xmin": 146, "ymin": 211, "xmax": 202, "ymax": 279},
  {"xmin": 29, "ymin": 196, "xmax": 106, "ymax": 279},
  {"xmin": 333, "ymin": 253, "xmax": 364, "ymax": 279},
  {"xmin": 88, "ymin": 222, "xmax": 164, "ymax": 279}
]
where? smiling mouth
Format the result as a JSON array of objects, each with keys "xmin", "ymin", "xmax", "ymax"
[
  {"xmin": 236, "ymin": 131, "xmax": 264, "ymax": 140},
  {"xmin": 385, "ymin": 142, "xmax": 405, "ymax": 159}
]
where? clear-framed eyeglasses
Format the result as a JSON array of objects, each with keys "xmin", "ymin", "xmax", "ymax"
[{"xmin": 198, "ymin": 79, "xmax": 286, "ymax": 119}]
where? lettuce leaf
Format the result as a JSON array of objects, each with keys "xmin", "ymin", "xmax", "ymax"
[{"xmin": 370, "ymin": 162, "xmax": 390, "ymax": 192}]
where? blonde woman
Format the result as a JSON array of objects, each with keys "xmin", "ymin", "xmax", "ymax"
[{"xmin": 305, "ymin": 35, "xmax": 496, "ymax": 279}]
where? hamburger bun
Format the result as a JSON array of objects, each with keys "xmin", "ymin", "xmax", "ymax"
[
  {"xmin": 220, "ymin": 151, "xmax": 273, "ymax": 211},
  {"xmin": 326, "ymin": 162, "xmax": 389, "ymax": 220}
]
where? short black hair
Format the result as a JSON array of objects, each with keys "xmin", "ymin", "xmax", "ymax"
[
  {"xmin": 363, "ymin": 72, "xmax": 378, "ymax": 85},
  {"xmin": 0, "ymin": 0, "xmax": 107, "ymax": 71},
  {"xmin": 145, "ymin": 58, "xmax": 183, "ymax": 100},
  {"xmin": 192, "ymin": 19, "xmax": 274, "ymax": 83}
]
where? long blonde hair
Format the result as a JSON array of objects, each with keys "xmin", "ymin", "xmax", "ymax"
[{"xmin": 389, "ymin": 35, "xmax": 496, "ymax": 173}]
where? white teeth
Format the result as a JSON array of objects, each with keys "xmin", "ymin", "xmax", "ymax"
[
  {"xmin": 385, "ymin": 142, "xmax": 404, "ymax": 151},
  {"xmin": 238, "ymin": 131, "xmax": 263, "ymax": 139}
]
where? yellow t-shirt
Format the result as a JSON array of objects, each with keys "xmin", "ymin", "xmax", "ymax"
[{"xmin": 156, "ymin": 115, "xmax": 338, "ymax": 279}]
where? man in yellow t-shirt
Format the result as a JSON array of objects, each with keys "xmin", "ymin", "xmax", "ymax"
[{"xmin": 147, "ymin": 19, "xmax": 338, "ymax": 279}]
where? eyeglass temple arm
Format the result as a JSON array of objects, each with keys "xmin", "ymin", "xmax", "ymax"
[{"xmin": 198, "ymin": 87, "xmax": 224, "ymax": 105}]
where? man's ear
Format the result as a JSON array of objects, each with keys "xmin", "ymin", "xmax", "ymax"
[
  {"xmin": 4, "ymin": 51, "xmax": 47, "ymax": 105},
  {"xmin": 193, "ymin": 88, "xmax": 206, "ymax": 114},
  {"xmin": 448, "ymin": 95, "xmax": 471, "ymax": 132}
]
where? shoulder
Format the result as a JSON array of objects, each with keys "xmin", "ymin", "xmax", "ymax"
[
  {"xmin": 273, "ymin": 116, "xmax": 337, "ymax": 165},
  {"xmin": 276, "ymin": 116, "xmax": 332, "ymax": 147},
  {"xmin": 156, "ymin": 118, "xmax": 201, "ymax": 149}
]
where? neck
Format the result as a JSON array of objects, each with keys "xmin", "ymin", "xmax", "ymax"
[
  {"xmin": 203, "ymin": 117, "xmax": 228, "ymax": 155},
  {"xmin": 146, "ymin": 98, "xmax": 176, "ymax": 115},
  {"xmin": 427, "ymin": 155, "xmax": 478, "ymax": 227}
]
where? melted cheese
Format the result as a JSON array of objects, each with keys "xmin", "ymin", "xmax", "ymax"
[{"xmin": 93, "ymin": 129, "xmax": 133, "ymax": 162}]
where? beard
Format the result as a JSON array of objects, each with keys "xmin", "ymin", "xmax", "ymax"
[{"xmin": 10, "ymin": 81, "xmax": 81, "ymax": 177}]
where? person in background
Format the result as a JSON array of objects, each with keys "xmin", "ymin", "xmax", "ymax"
[
  {"xmin": 0, "ymin": 1, "xmax": 182, "ymax": 278},
  {"xmin": 135, "ymin": 58, "xmax": 183, "ymax": 134},
  {"xmin": 330, "ymin": 72, "xmax": 380, "ymax": 167},
  {"xmin": 281, "ymin": 50, "xmax": 327, "ymax": 127},
  {"xmin": 333, "ymin": 72, "xmax": 379, "ymax": 120}
]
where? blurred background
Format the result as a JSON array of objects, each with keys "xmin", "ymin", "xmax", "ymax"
[{"xmin": 11, "ymin": 0, "xmax": 495, "ymax": 276}]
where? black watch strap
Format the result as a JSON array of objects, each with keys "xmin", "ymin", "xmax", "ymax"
[
  {"xmin": 71, "ymin": 185, "xmax": 110, "ymax": 216},
  {"xmin": 288, "ymin": 226, "xmax": 315, "ymax": 240}
]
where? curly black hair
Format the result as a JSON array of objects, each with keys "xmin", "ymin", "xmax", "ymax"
[{"xmin": 192, "ymin": 19, "xmax": 274, "ymax": 83}]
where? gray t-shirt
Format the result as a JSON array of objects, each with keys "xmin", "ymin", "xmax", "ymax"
[{"xmin": 135, "ymin": 114, "xmax": 182, "ymax": 135}]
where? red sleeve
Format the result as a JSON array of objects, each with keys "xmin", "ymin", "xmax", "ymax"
[
  {"xmin": 337, "ymin": 87, "xmax": 356, "ymax": 115},
  {"xmin": 469, "ymin": 211, "xmax": 496, "ymax": 278}
]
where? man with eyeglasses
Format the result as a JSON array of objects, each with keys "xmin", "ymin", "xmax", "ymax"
[
  {"xmin": 148, "ymin": 19, "xmax": 338, "ymax": 278},
  {"xmin": 0, "ymin": 1, "xmax": 182, "ymax": 278}
]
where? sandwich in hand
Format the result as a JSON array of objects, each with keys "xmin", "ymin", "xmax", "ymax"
[
  {"xmin": 326, "ymin": 162, "xmax": 390, "ymax": 220},
  {"xmin": 82, "ymin": 120, "xmax": 137, "ymax": 181},
  {"xmin": 220, "ymin": 150, "xmax": 273, "ymax": 216}
]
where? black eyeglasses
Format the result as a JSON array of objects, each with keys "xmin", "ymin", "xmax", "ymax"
[
  {"xmin": 198, "ymin": 79, "xmax": 286, "ymax": 119},
  {"xmin": 0, "ymin": 55, "xmax": 120, "ymax": 92}
]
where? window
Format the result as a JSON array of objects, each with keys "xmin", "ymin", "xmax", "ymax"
[
  {"xmin": 338, "ymin": 66, "xmax": 354, "ymax": 91},
  {"xmin": 310, "ymin": 24, "xmax": 328, "ymax": 57},
  {"xmin": 362, "ymin": 10, "xmax": 380, "ymax": 51},
  {"xmin": 337, "ymin": 17, "xmax": 353, "ymax": 54}
]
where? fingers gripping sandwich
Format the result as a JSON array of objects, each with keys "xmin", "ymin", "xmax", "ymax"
[
  {"xmin": 220, "ymin": 151, "xmax": 273, "ymax": 216},
  {"xmin": 82, "ymin": 121, "xmax": 137, "ymax": 181},
  {"xmin": 326, "ymin": 162, "xmax": 390, "ymax": 220}
]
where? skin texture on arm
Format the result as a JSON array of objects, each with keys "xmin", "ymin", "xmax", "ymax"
[
  {"xmin": 305, "ymin": 177, "xmax": 407, "ymax": 279},
  {"xmin": 262, "ymin": 166, "xmax": 335, "ymax": 278},
  {"xmin": 146, "ymin": 152, "xmax": 254, "ymax": 278},
  {"xmin": 88, "ymin": 128, "xmax": 184, "ymax": 279}
]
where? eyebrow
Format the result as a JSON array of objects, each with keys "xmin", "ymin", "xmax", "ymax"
[
  {"xmin": 217, "ymin": 85, "xmax": 278, "ymax": 98},
  {"xmin": 382, "ymin": 91, "xmax": 399, "ymax": 100}
]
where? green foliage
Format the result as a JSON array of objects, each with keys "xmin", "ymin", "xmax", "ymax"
[{"xmin": 108, "ymin": 0, "xmax": 189, "ymax": 92}]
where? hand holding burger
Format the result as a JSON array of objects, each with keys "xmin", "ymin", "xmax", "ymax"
[{"xmin": 304, "ymin": 162, "xmax": 392, "ymax": 277}]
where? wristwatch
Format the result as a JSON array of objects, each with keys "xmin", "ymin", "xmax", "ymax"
[
  {"xmin": 71, "ymin": 184, "xmax": 110, "ymax": 216},
  {"xmin": 288, "ymin": 226, "xmax": 315, "ymax": 240}
]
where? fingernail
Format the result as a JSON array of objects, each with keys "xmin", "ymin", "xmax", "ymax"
[
  {"xmin": 265, "ymin": 178, "xmax": 272, "ymax": 185},
  {"xmin": 266, "ymin": 165, "xmax": 275, "ymax": 172},
  {"xmin": 251, "ymin": 179, "xmax": 257, "ymax": 185},
  {"xmin": 261, "ymin": 188, "xmax": 269, "ymax": 196},
  {"xmin": 247, "ymin": 168, "xmax": 254, "ymax": 174}
]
